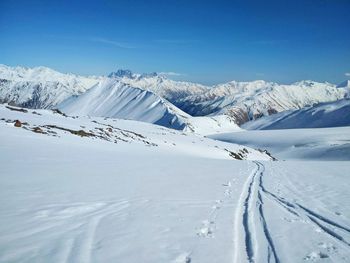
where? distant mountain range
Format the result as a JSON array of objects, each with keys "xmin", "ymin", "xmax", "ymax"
[
  {"xmin": 175, "ymin": 80, "xmax": 348, "ymax": 124},
  {"xmin": 0, "ymin": 64, "xmax": 349, "ymax": 131}
]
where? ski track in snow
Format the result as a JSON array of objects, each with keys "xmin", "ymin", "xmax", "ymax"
[
  {"xmin": 233, "ymin": 161, "xmax": 280, "ymax": 263},
  {"xmin": 57, "ymin": 200, "xmax": 131, "ymax": 263},
  {"xmin": 233, "ymin": 161, "xmax": 350, "ymax": 263},
  {"xmin": 1, "ymin": 160, "xmax": 349, "ymax": 262},
  {"xmin": 0, "ymin": 200, "xmax": 133, "ymax": 263},
  {"xmin": 259, "ymin": 167, "xmax": 350, "ymax": 249}
]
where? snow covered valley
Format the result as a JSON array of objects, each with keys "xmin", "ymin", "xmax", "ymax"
[{"xmin": 0, "ymin": 104, "xmax": 349, "ymax": 262}]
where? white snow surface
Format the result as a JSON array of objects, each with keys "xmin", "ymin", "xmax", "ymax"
[
  {"xmin": 1, "ymin": 104, "xmax": 350, "ymax": 262},
  {"xmin": 184, "ymin": 114, "xmax": 242, "ymax": 135},
  {"xmin": 0, "ymin": 104, "xmax": 270, "ymax": 161}
]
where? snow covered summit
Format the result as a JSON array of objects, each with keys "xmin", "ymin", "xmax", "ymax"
[
  {"xmin": 59, "ymin": 78, "xmax": 189, "ymax": 130},
  {"xmin": 108, "ymin": 69, "xmax": 135, "ymax": 79},
  {"xmin": 107, "ymin": 68, "xmax": 208, "ymax": 102},
  {"xmin": 0, "ymin": 64, "xmax": 102, "ymax": 108}
]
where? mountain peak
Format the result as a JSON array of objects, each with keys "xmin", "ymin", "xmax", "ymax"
[
  {"xmin": 293, "ymin": 80, "xmax": 318, "ymax": 87},
  {"xmin": 140, "ymin": 72, "xmax": 159, "ymax": 78},
  {"xmin": 108, "ymin": 69, "xmax": 134, "ymax": 79}
]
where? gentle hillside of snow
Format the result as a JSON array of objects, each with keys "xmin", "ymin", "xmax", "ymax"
[
  {"xmin": 176, "ymin": 80, "xmax": 347, "ymax": 124},
  {"xmin": 0, "ymin": 103, "xmax": 271, "ymax": 161},
  {"xmin": 108, "ymin": 69, "xmax": 208, "ymax": 102},
  {"xmin": 243, "ymin": 99, "xmax": 350, "ymax": 130},
  {"xmin": 0, "ymin": 64, "xmax": 102, "ymax": 108}
]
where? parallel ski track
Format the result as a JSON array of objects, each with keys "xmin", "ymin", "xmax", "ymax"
[{"xmin": 235, "ymin": 161, "xmax": 280, "ymax": 263}]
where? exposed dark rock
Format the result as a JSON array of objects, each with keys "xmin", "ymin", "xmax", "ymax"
[
  {"xmin": 267, "ymin": 108, "xmax": 278, "ymax": 115},
  {"xmin": 258, "ymin": 149, "xmax": 278, "ymax": 161},
  {"xmin": 52, "ymin": 109, "xmax": 67, "ymax": 117},
  {"xmin": 225, "ymin": 148, "xmax": 244, "ymax": 160},
  {"xmin": 32, "ymin": 127, "xmax": 46, "ymax": 134},
  {"xmin": 6, "ymin": 106, "xmax": 28, "ymax": 113},
  {"xmin": 14, "ymin": 120, "xmax": 22, "ymax": 127},
  {"xmin": 45, "ymin": 125, "xmax": 94, "ymax": 137}
]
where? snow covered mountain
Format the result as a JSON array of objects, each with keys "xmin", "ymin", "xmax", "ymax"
[
  {"xmin": 59, "ymin": 79, "xmax": 190, "ymax": 130},
  {"xmin": 1, "ymin": 64, "xmax": 348, "ymax": 130},
  {"xmin": 0, "ymin": 65, "xmax": 207, "ymax": 110},
  {"xmin": 175, "ymin": 80, "xmax": 347, "ymax": 124},
  {"xmin": 0, "ymin": 64, "xmax": 102, "ymax": 108},
  {"xmin": 242, "ymin": 99, "xmax": 350, "ymax": 130},
  {"xmin": 0, "ymin": 65, "xmax": 239, "ymax": 132},
  {"xmin": 59, "ymin": 78, "xmax": 241, "ymax": 133},
  {"xmin": 108, "ymin": 69, "xmax": 209, "ymax": 102}
]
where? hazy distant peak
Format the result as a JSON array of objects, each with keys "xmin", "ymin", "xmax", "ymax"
[{"xmin": 108, "ymin": 69, "xmax": 135, "ymax": 79}]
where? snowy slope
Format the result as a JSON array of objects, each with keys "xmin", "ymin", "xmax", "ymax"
[
  {"xmin": 242, "ymin": 99, "xmax": 350, "ymax": 130},
  {"xmin": 1, "ymin": 104, "xmax": 350, "ymax": 263},
  {"xmin": 184, "ymin": 115, "xmax": 242, "ymax": 134},
  {"xmin": 176, "ymin": 80, "xmax": 347, "ymax": 124},
  {"xmin": 0, "ymin": 64, "xmax": 102, "ymax": 108},
  {"xmin": 0, "ymin": 104, "xmax": 271, "ymax": 161},
  {"xmin": 108, "ymin": 69, "xmax": 208, "ymax": 102},
  {"xmin": 59, "ymin": 79, "xmax": 190, "ymax": 130}
]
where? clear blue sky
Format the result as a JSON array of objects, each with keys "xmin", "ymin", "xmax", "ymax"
[{"xmin": 1, "ymin": 0, "xmax": 349, "ymax": 85}]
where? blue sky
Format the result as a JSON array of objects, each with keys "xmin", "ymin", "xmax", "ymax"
[{"xmin": 0, "ymin": 0, "xmax": 349, "ymax": 85}]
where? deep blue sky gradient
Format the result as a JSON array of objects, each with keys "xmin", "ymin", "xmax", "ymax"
[{"xmin": 1, "ymin": 0, "xmax": 349, "ymax": 84}]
